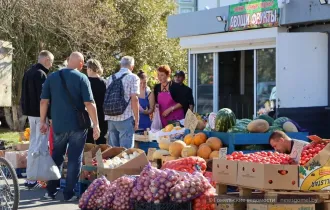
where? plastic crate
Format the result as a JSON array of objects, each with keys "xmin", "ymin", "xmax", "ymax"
[
  {"xmin": 138, "ymin": 141, "xmax": 159, "ymax": 154},
  {"xmin": 135, "ymin": 202, "xmax": 192, "ymax": 210}
]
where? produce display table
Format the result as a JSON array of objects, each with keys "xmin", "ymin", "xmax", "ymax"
[{"xmin": 186, "ymin": 130, "xmax": 309, "ymax": 154}]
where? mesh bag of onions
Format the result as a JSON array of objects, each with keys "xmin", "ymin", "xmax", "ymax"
[
  {"xmin": 161, "ymin": 157, "xmax": 207, "ymax": 174},
  {"xmin": 131, "ymin": 163, "xmax": 162, "ymax": 203},
  {"xmin": 193, "ymin": 187, "xmax": 217, "ymax": 210},
  {"xmin": 78, "ymin": 176, "xmax": 111, "ymax": 210},
  {"xmin": 169, "ymin": 171, "xmax": 213, "ymax": 203},
  {"xmin": 148, "ymin": 168, "xmax": 181, "ymax": 203},
  {"xmin": 97, "ymin": 178, "xmax": 120, "ymax": 210},
  {"xmin": 112, "ymin": 175, "xmax": 137, "ymax": 210}
]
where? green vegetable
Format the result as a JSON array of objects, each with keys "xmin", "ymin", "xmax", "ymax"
[
  {"xmin": 273, "ymin": 117, "xmax": 290, "ymax": 127},
  {"xmin": 214, "ymin": 108, "xmax": 236, "ymax": 132}
]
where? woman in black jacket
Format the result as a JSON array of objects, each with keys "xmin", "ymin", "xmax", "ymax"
[
  {"xmin": 153, "ymin": 65, "xmax": 188, "ymax": 128},
  {"xmin": 86, "ymin": 59, "xmax": 107, "ymax": 144}
]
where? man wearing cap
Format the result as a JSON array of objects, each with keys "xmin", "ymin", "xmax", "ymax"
[{"xmin": 174, "ymin": 70, "xmax": 195, "ymax": 112}]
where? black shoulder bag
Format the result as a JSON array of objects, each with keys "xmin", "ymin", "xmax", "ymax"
[{"xmin": 59, "ymin": 71, "xmax": 91, "ymax": 129}]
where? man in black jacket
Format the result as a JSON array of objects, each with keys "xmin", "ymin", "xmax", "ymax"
[
  {"xmin": 20, "ymin": 50, "xmax": 54, "ymax": 189},
  {"xmin": 174, "ymin": 70, "xmax": 195, "ymax": 112}
]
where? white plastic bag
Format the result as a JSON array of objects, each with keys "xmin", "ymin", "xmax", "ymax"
[
  {"xmin": 150, "ymin": 105, "xmax": 162, "ymax": 132},
  {"xmin": 27, "ymin": 131, "xmax": 61, "ymax": 181}
]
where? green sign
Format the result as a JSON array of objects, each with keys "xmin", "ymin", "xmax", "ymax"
[{"xmin": 228, "ymin": 0, "xmax": 279, "ymax": 31}]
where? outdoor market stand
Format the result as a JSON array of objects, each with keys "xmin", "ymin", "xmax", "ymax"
[{"xmin": 167, "ymin": 0, "xmax": 330, "ymax": 138}]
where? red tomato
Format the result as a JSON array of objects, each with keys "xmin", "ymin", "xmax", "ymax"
[{"xmin": 238, "ymin": 151, "xmax": 244, "ymax": 156}]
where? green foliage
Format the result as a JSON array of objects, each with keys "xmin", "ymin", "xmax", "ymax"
[{"xmin": 0, "ymin": 0, "xmax": 187, "ymax": 104}]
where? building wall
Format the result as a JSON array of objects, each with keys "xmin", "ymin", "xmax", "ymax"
[
  {"xmin": 277, "ymin": 24, "xmax": 330, "ymax": 138},
  {"xmin": 176, "ymin": 0, "xmax": 197, "ymax": 14},
  {"xmin": 280, "ymin": 0, "xmax": 330, "ymax": 25},
  {"xmin": 197, "ymin": 0, "xmax": 219, "ymax": 11},
  {"xmin": 168, "ymin": 6, "xmax": 229, "ymax": 38}
]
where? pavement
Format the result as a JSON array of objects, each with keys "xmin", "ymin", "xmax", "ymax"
[{"xmin": 19, "ymin": 179, "xmax": 79, "ymax": 210}]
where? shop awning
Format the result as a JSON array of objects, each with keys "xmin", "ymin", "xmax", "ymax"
[{"xmin": 180, "ymin": 27, "xmax": 284, "ymax": 53}]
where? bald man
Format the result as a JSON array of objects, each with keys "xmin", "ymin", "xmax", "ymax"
[{"xmin": 40, "ymin": 52, "xmax": 100, "ymax": 201}]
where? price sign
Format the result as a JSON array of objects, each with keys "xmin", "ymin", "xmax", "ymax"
[
  {"xmin": 147, "ymin": 148, "xmax": 157, "ymax": 161},
  {"xmin": 184, "ymin": 109, "xmax": 198, "ymax": 134},
  {"xmin": 219, "ymin": 147, "xmax": 228, "ymax": 160},
  {"xmin": 290, "ymin": 140, "xmax": 307, "ymax": 163}
]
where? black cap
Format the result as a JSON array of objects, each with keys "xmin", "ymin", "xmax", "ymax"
[{"xmin": 175, "ymin": 70, "xmax": 185, "ymax": 77}]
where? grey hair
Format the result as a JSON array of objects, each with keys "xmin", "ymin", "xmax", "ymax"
[
  {"xmin": 38, "ymin": 50, "xmax": 54, "ymax": 62},
  {"xmin": 120, "ymin": 56, "xmax": 134, "ymax": 68}
]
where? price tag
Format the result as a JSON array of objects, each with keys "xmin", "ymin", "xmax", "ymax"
[
  {"xmin": 95, "ymin": 149, "xmax": 104, "ymax": 168},
  {"xmin": 219, "ymin": 147, "xmax": 227, "ymax": 160},
  {"xmin": 290, "ymin": 140, "xmax": 306, "ymax": 163},
  {"xmin": 147, "ymin": 148, "xmax": 157, "ymax": 161},
  {"xmin": 184, "ymin": 109, "xmax": 198, "ymax": 134}
]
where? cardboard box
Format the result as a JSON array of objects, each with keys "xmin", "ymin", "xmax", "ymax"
[
  {"xmin": 299, "ymin": 143, "xmax": 330, "ymax": 191},
  {"xmin": 15, "ymin": 143, "xmax": 30, "ymax": 151},
  {"xmin": 213, "ymin": 159, "xmax": 238, "ymax": 185},
  {"xmin": 83, "ymin": 143, "xmax": 110, "ymax": 165},
  {"xmin": 97, "ymin": 148, "xmax": 148, "ymax": 181},
  {"xmin": 237, "ymin": 161, "xmax": 299, "ymax": 190},
  {"xmin": 5, "ymin": 150, "xmax": 28, "ymax": 168},
  {"xmin": 247, "ymin": 203, "xmax": 316, "ymax": 210},
  {"xmin": 0, "ymin": 150, "xmax": 5, "ymax": 158}
]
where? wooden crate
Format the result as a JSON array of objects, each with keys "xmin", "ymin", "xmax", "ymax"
[{"xmin": 216, "ymin": 183, "xmax": 330, "ymax": 207}]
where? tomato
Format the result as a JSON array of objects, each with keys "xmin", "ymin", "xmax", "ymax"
[
  {"xmin": 308, "ymin": 153, "xmax": 313, "ymax": 158},
  {"xmin": 238, "ymin": 151, "xmax": 244, "ymax": 156},
  {"xmin": 267, "ymin": 151, "xmax": 273, "ymax": 156},
  {"xmin": 300, "ymin": 161, "xmax": 306, "ymax": 165}
]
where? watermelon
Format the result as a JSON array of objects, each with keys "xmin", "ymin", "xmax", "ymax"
[
  {"xmin": 227, "ymin": 126, "xmax": 248, "ymax": 133},
  {"xmin": 236, "ymin": 119, "xmax": 252, "ymax": 127},
  {"xmin": 256, "ymin": 115, "xmax": 274, "ymax": 126},
  {"xmin": 268, "ymin": 126, "xmax": 284, "ymax": 133},
  {"xmin": 214, "ymin": 108, "xmax": 236, "ymax": 132},
  {"xmin": 273, "ymin": 117, "xmax": 290, "ymax": 127}
]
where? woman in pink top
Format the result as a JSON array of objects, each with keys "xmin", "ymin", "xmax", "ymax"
[{"xmin": 153, "ymin": 65, "xmax": 188, "ymax": 128}]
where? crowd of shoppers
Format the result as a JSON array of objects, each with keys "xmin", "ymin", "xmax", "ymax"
[{"xmin": 20, "ymin": 51, "xmax": 194, "ymax": 201}]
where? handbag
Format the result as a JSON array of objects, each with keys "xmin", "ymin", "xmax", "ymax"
[
  {"xmin": 59, "ymin": 71, "xmax": 91, "ymax": 129},
  {"xmin": 27, "ymin": 132, "xmax": 61, "ymax": 181}
]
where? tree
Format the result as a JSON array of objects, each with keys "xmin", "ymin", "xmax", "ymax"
[{"xmin": 0, "ymin": 0, "xmax": 187, "ymax": 131}]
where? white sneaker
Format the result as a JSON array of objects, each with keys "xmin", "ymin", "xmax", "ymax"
[{"xmin": 65, "ymin": 195, "xmax": 79, "ymax": 202}]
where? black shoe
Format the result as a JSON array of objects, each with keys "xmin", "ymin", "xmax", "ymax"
[{"xmin": 27, "ymin": 182, "xmax": 42, "ymax": 190}]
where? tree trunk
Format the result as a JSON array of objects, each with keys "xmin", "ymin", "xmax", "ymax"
[{"xmin": 4, "ymin": 105, "xmax": 27, "ymax": 131}]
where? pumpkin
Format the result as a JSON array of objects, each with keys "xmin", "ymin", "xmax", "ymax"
[
  {"xmin": 193, "ymin": 132, "xmax": 208, "ymax": 146},
  {"xmin": 152, "ymin": 150, "xmax": 170, "ymax": 160},
  {"xmin": 209, "ymin": 151, "xmax": 219, "ymax": 159},
  {"xmin": 159, "ymin": 142, "xmax": 170, "ymax": 150},
  {"xmin": 247, "ymin": 119, "xmax": 269, "ymax": 133},
  {"xmin": 184, "ymin": 134, "xmax": 194, "ymax": 145},
  {"xmin": 197, "ymin": 144, "xmax": 212, "ymax": 159},
  {"xmin": 206, "ymin": 137, "xmax": 223, "ymax": 151},
  {"xmin": 181, "ymin": 145, "xmax": 198, "ymax": 157},
  {"xmin": 169, "ymin": 140, "xmax": 186, "ymax": 157}
]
